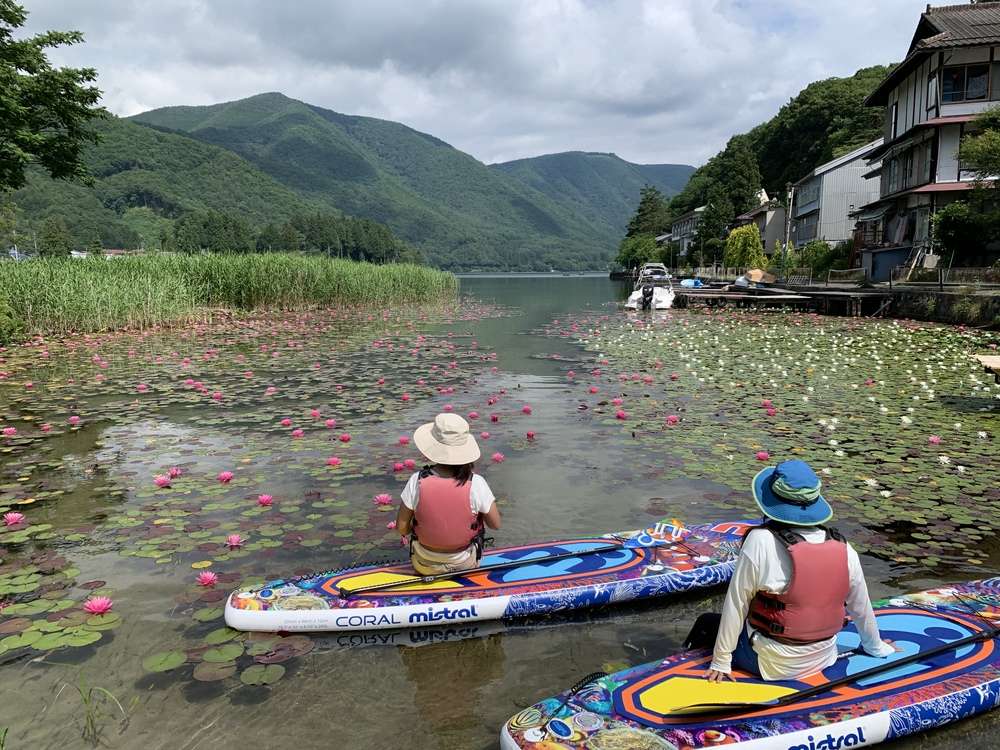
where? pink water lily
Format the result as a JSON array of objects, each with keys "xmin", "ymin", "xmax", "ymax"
[
  {"xmin": 666, "ymin": 414, "xmax": 679, "ymax": 425},
  {"xmin": 526, "ymin": 431, "xmax": 536, "ymax": 440},
  {"xmin": 490, "ymin": 414, "xmax": 500, "ymax": 423},
  {"xmin": 217, "ymin": 471, "xmax": 234, "ymax": 483},
  {"xmin": 82, "ymin": 596, "xmax": 113, "ymax": 615},
  {"xmin": 393, "ymin": 462, "xmax": 405, "ymax": 472},
  {"xmin": 196, "ymin": 571, "xmax": 219, "ymax": 587},
  {"xmin": 480, "ymin": 431, "xmax": 491, "ymax": 440},
  {"xmin": 168, "ymin": 466, "xmax": 183, "ymax": 478},
  {"xmin": 386, "ymin": 520, "xmax": 397, "ymax": 530},
  {"xmin": 257, "ymin": 494, "xmax": 273, "ymax": 506},
  {"xmin": 443, "ymin": 404, "xmax": 453, "ymax": 412},
  {"xmin": 401, "ymin": 393, "xmax": 411, "ymax": 402},
  {"xmin": 616, "ymin": 410, "xmax": 627, "ymax": 420},
  {"xmin": 491, "ymin": 452, "xmax": 506, "ymax": 463},
  {"xmin": 589, "ymin": 386, "xmax": 599, "ymax": 394},
  {"xmin": 373, "ymin": 493, "xmax": 393, "ymax": 506},
  {"xmin": 310, "ymin": 409, "xmax": 321, "ymax": 419},
  {"xmin": 468, "ymin": 411, "xmax": 479, "ymax": 419},
  {"xmin": 3, "ymin": 511, "xmax": 25, "ymax": 526},
  {"xmin": 68, "ymin": 415, "xmax": 81, "ymax": 426},
  {"xmin": 137, "ymin": 383, "xmax": 149, "ymax": 393},
  {"xmin": 670, "ymin": 373, "xmax": 679, "ymax": 381},
  {"xmin": 1, "ymin": 426, "xmax": 16, "ymax": 437},
  {"xmin": 39, "ymin": 423, "xmax": 51, "ymax": 432},
  {"xmin": 755, "ymin": 451, "xmax": 770, "ymax": 461},
  {"xmin": 403, "ymin": 459, "xmax": 416, "ymax": 470},
  {"xmin": 211, "ymin": 392, "xmax": 222, "ymax": 401},
  {"xmin": 521, "ymin": 405, "xmax": 532, "ymax": 415},
  {"xmin": 326, "ymin": 456, "xmax": 342, "ymax": 467},
  {"xmin": 339, "ymin": 433, "xmax": 351, "ymax": 443},
  {"xmin": 928, "ymin": 435, "xmax": 942, "ymax": 445},
  {"xmin": 280, "ymin": 418, "xmax": 293, "ymax": 427},
  {"xmin": 761, "ymin": 399, "xmax": 772, "ymax": 408},
  {"xmin": 153, "ymin": 474, "xmax": 171, "ymax": 488},
  {"xmin": 325, "ymin": 418, "xmax": 336, "ymax": 428},
  {"xmin": 612, "ymin": 397, "xmax": 624, "ymax": 406},
  {"xmin": 398, "ymin": 436, "xmax": 410, "ymax": 445},
  {"xmin": 265, "ymin": 386, "xmax": 277, "ymax": 395},
  {"xmin": 290, "ymin": 428, "xmax": 304, "ymax": 438},
  {"xmin": 226, "ymin": 533, "xmax": 245, "ymax": 548}
]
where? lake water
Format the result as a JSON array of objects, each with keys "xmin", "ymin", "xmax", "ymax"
[{"xmin": 0, "ymin": 275, "xmax": 997, "ymax": 749}]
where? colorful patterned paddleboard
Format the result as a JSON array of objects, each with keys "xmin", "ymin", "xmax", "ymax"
[
  {"xmin": 224, "ymin": 520, "xmax": 751, "ymax": 632},
  {"xmin": 500, "ymin": 579, "xmax": 1000, "ymax": 750}
]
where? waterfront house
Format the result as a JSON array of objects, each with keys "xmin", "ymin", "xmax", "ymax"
[
  {"xmin": 670, "ymin": 205, "xmax": 705, "ymax": 258},
  {"xmin": 734, "ymin": 190, "xmax": 787, "ymax": 254},
  {"xmin": 855, "ymin": 2, "xmax": 1000, "ymax": 281},
  {"xmin": 790, "ymin": 139, "xmax": 884, "ymax": 250}
]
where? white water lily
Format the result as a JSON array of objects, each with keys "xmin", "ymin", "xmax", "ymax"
[
  {"xmin": 821, "ymin": 467, "xmax": 833, "ymax": 476},
  {"xmin": 900, "ymin": 416, "xmax": 913, "ymax": 425},
  {"xmin": 828, "ymin": 439, "xmax": 839, "ymax": 446},
  {"xmin": 979, "ymin": 431, "xmax": 989, "ymax": 439},
  {"xmin": 834, "ymin": 449, "xmax": 846, "ymax": 457},
  {"xmin": 953, "ymin": 423, "xmax": 962, "ymax": 429},
  {"xmin": 879, "ymin": 490, "xmax": 892, "ymax": 498},
  {"xmin": 938, "ymin": 455, "xmax": 951, "ymax": 465},
  {"xmin": 957, "ymin": 465, "xmax": 967, "ymax": 474},
  {"xmin": 863, "ymin": 478, "xmax": 879, "ymax": 488},
  {"xmin": 879, "ymin": 406, "xmax": 889, "ymax": 414}
]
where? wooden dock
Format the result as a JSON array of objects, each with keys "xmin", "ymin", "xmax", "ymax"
[{"xmin": 976, "ymin": 354, "xmax": 1000, "ymax": 383}]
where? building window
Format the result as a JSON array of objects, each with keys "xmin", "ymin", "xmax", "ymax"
[
  {"xmin": 927, "ymin": 74, "xmax": 938, "ymax": 109},
  {"xmin": 942, "ymin": 64, "xmax": 990, "ymax": 103},
  {"xmin": 890, "ymin": 102, "xmax": 899, "ymax": 138}
]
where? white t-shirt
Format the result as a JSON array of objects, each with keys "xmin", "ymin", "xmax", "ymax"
[
  {"xmin": 400, "ymin": 470, "xmax": 496, "ymax": 515},
  {"xmin": 711, "ymin": 526, "xmax": 895, "ymax": 681}
]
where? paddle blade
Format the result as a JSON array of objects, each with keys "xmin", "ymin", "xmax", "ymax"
[{"xmin": 627, "ymin": 676, "xmax": 795, "ymax": 717}]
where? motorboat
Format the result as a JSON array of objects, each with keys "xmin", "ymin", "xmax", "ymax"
[
  {"xmin": 635, "ymin": 262, "xmax": 669, "ymax": 284},
  {"xmin": 624, "ymin": 269, "xmax": 675, "ymax": 310}
]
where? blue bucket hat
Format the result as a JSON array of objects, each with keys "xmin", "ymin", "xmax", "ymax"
[{"xmin": 751, "ymin": 459, "xmax": 832, "ymax": 526}]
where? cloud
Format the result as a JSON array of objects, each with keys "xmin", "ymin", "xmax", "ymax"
[{"xmin": 22, "ymin": 0, "xmax": 931, "ymax": 165}]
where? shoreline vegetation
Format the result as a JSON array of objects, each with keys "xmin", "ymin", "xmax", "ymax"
[{"xmin": 0, "ymin": 253, "xmax": 457, "ymax": 343}]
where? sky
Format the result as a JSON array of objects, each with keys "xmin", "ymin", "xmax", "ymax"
[{"xmin": 22, "ymin": 0, "xmax": 934, "ymax": 167}]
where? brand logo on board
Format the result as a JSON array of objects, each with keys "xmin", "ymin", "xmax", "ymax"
[
  {"xmin": 408, "ymin": 605, "xmax": 479, "ymax": 623},
  {"xmin": 788, "ymin": 727, "xmax": 866, "ymax": 750}
]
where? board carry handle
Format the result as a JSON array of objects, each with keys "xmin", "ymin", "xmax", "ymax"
[
  {"xmin": 337, "ymin": 541, "xmax": 631, "ymax": 598},
  {"xmin": 664, "ymin": 620, "xmax": 1000, "ymax": 716}
]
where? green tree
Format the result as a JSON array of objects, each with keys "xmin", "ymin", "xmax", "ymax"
[
  {"xmin": 0, "ymin": 1, "xmax": 105, "ymax": 191},
  {"xmin": 694, "ymin": 185, "xmax": 734, "ymax": 250},
  {"xmin": 626, "ymin": 186, "xmax": 670, "ymax": 238},
  {"xmin": 615, "ymin": 234, "xmax": 658, "ymax": 269},
  {"xmin": 723, "ymin": 224, "xmax": 767, "ymax": 268},
  {"xmin": 712, "ymin": 135, "xmax": 763, "ymax": 214},
  {"xmin": 959, "ymin": 106, "xmax": 1000, "ymax": 186},
  {"xmin": 38, "ymin": 214, "xmax": 71, "ymax": 257},
  {"xmin": 86, "ymin": 234, "xmax": 102, "ymax": 254}
]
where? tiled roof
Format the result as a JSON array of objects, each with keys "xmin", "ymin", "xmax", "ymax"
[{"xmin": 867, "ymin": 2, "xmax": 1000, "ymax": 106}]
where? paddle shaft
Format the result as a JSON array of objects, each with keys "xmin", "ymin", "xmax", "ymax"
[
  {"xmin": 679, "ymin": 622, "xmax": 1000, "ymax": 716},
  {"xmin": 339, "ymin": 541, "xmax": 629, "ymax": 598}
]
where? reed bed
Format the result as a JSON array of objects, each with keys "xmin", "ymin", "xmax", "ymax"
[{"xmin": 0, "ymin": 254, "xmax": 458, "ymax": 342}]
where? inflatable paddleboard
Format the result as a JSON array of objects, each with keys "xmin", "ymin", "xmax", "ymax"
[
  {"xmin": 224, "ymin": 520, "xmax": 752, "ymax": 632},
  {"xmin": 500, "ymin": 579, "xmax": 1000, "ymax": 749}
]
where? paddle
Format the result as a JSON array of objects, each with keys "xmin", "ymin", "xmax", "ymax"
[
  {"xmin": 338, "ymin": 541, "xmax": 630, "ymax": 598},
  {"xmin": 664, "ymin": 620, "xmax": 1000, "ymax": 716}
]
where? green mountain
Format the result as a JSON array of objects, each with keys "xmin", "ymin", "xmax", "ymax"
[
  {"xmin": 131, "ymin": 93, "xmax": 692, "ymax": 269},
  {"xmin": 12, "ymin": 116, "xmax": 324, "ymax": 250},
  {"xmin": 492, "ymin": 152, "xmax": 693, "ymax": 235}
]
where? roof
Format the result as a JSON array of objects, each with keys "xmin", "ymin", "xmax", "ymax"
[
  {"xmin": 670, "ymin": 205, "xmax": 706, "ymax": 225},
  {"xmin": 793, "ymin": 138, "xmax": 884, "ymax": 186},
  {"xmin": 855, "ymin": 178, "xmax": 984, "ymax": 211},
  {"xmin": 867, "ymin": 3, "xmax": 1000, "ymax": 106}
]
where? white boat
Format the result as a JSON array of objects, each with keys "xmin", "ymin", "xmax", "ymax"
[{"xmin": 625, "ymin": 264, "xmax": 675, "ymax": 310}]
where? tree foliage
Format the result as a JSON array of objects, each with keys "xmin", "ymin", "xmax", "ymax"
[
  {"xmin": 615, "ymin": 234, "xmax": 659, "ymax": 269},
  {"xmin": 0, "ymin": 0, "xmax": 106, "ymax": 192},
  {"xmin": 959, "ymin": 105, "xmax": 1000, "ymax": 186},
  {"xmin": 38, "ymin": 214, "xmax": 71, "ymax": 257},
  {"xmin": 625, "ymin": 185, "xmax": 671, "ymax": 238},
  {"xmin": 932, "ymin": 196, "xmax": 1000, "ymax": 266},
  {"xmin": 723, "ymin": 224, "xmax": 767, "ymax": 268}
]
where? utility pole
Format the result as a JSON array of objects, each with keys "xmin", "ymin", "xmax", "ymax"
[{"xmin": 782, "ymin": 182, "xmax": 794, "ymax": 282}]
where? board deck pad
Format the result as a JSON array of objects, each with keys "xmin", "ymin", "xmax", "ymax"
[
  {"xmin": 501, "ymin": 579, "xmax": 1000, "ymax": 749},
  {"xmin": 224, "ymin": 520, "xmax": 752, "ymax": 632}
]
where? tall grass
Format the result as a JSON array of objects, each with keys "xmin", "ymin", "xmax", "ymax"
[{"xmin": 0, "ymin": 254, "xmax": 457, "ymax": 342}]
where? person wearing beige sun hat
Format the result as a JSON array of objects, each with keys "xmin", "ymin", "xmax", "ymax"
[{"xmin": 395, "ymin": 413, "xmax": 502, "ymax": 575}]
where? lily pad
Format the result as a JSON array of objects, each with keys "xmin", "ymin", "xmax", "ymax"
[
  {"xmin": 202, "ymin": 643, "xmax": 244, "ymax": 663},
  {"xmin": 239, "ymin": 663, "xmax": 285, "ymax": 685},
  {"xmin": 142, "ymin": 650, "xmax": 187, "ymax": 672}
]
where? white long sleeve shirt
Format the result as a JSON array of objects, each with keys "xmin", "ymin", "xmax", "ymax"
[{"xmin": 710, "ymin": 526, "xmax": 895, "ymax": 681}]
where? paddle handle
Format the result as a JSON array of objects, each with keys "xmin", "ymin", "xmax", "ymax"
[{"xmin": 339, "ymin": 541, "xmax": 629, "ymax": 598}]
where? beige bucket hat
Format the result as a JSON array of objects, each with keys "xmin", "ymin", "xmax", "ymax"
[{"xmin": 413, "ymin": 413, "xmax": 481, "ymax": 465}]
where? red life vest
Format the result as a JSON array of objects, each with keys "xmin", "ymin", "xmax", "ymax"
[
  {"xmin": 413, "ymin": 474, "xmax": 482, "ymax": 552},
  {"xmin": 747, "ymin": 526, "xmax": 850, "ymax": 644}
]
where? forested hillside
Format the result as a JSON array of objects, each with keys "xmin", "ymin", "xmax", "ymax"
[
  {"xmin": 492, "ymin": 152, "xmax": 693, "ymax": 236},
  {"xmin": 132, "ymin": 93, "xmax": 692, "ymax": 269}
]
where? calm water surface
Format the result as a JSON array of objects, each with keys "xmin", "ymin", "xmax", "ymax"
[{"xmin": 0, "ymin": 276, "xmax": 995, "ymax": 749}]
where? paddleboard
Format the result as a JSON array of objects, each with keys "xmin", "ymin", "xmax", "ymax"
[
  {"xmin": 500, "ymin": 579, "xmax": 1000, "ymax": 749},
  {"xmin": 224, "ymin": 520, "xmax": 752, "ymax": 632}
]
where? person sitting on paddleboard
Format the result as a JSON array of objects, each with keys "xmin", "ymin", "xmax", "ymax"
[
  {"xmin": 395, "ymin": 413, "xmax": 501, "ymax": 575},
  {"xmin": 701, "ymin": 459, "xmax": 895, "ymax": 682}
]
